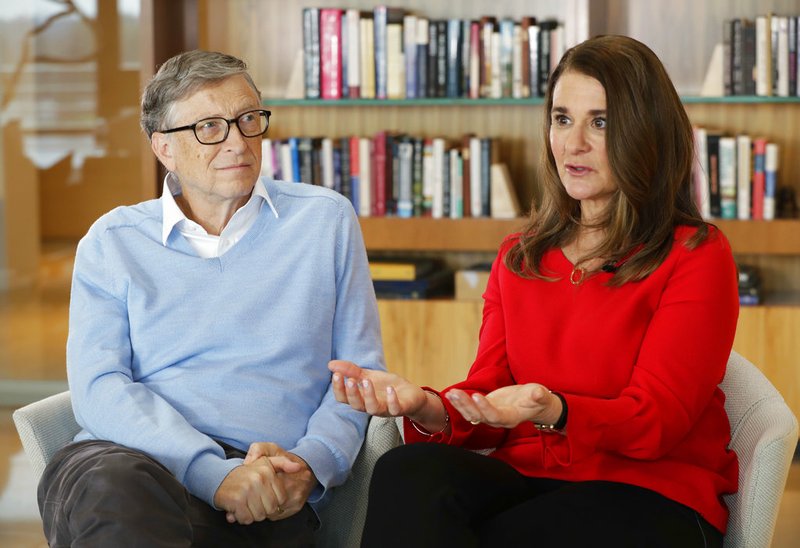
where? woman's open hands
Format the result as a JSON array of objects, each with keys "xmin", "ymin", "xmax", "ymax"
[{"xmin": 445, "ymin": 383, "xmax": 562, "ymax": 429}]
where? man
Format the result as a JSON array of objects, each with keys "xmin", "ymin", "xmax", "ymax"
[{"xmin": 38, "ymin": 50, "xmax": 385, "ymax": 546}]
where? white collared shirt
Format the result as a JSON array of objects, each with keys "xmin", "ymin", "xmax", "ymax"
[{"xmin": 161, "ymin": 172, "xmax": 279, "ymax": 258}]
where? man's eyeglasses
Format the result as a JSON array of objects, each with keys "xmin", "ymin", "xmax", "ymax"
[{"xmin": 159, "ymin": 109, "xmax": 271, "ymax": 145}]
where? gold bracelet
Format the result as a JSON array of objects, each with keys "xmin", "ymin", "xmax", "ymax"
[
  {"xmin": 533, "ymin": 391, "xmax": 568, "ymax": 433},
  {"xmin": 408, "ymin": 389, "xmax": 450, "ymax": 436}
]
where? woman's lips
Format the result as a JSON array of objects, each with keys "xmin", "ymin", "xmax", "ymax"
[{"xmin": 565, "ymin": 163, "xmax": 591, "ymax": 176}]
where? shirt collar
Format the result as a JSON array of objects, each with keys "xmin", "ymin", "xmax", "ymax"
[{"xmin": 160, "ymin": 173, "xmax": 279, "ymax": 246}]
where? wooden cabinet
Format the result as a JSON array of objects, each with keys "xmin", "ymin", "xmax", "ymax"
[{"xmin": 193, "ymin": 0, "xmax": 800, "ymax": 416}]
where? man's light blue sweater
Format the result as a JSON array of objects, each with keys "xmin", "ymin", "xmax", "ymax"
[{"xmin": 67, "ymin": 178, "xmax": 385, "ymax": 508}]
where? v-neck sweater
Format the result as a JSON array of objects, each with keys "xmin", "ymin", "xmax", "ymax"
[{"xmin": 67, "ymin": 178, "xmax": 385, "ymax": 508}]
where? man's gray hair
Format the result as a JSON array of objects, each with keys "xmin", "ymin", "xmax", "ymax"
[{"xmin": 140, "ymin": 50, "xmax": 261, "ymax": 139}]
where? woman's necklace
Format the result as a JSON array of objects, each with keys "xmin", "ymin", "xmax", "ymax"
[{"xmin": 569, "ymin": 266, "xmax": 587, "ymax": 285}]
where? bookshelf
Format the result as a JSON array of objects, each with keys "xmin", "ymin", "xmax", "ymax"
[{"xmin": 176, "ymin": 0, "xmax": 800, "ymax": 415}]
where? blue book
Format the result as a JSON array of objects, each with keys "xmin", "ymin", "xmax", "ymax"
[{"xmin": 289, "ymin": 137, "xmax": 301, "ymax": 183}]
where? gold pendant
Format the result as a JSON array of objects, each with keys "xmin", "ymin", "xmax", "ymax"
[{"xmin": 570, "ymin": 267, "xmax": 585, "ymax": 285}]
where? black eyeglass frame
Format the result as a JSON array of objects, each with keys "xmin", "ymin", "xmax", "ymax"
[{"xmin": 159, "ymin": 109, "xmax": 271, "ymax": 145}]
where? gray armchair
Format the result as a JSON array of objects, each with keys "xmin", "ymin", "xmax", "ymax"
[{"xmin": 13, "ymin": 392, "xmax": 400, "ymax": 547}]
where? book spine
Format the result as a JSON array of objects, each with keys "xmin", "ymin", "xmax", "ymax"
[
  {"xmin": 321, "ymin": 138, "xmax": 334, "ymax": 189},
  {"xmin": 412, "ymin": 138, "xmax": 424, "ymax": 216},
  {"xmin": 470, "ymin": 137, "xmax": 482, "ymax": 217},
  {"xmin": 736, "ymin": 134, "xmax": 752, "ymax": 220},
  {"xmin": 706, "ymin": 134, "xmax": 721, "ymax": 217},
  {"xmin": 397, "ymin": 140, "xmax": 414, "ymax": 218},
  {"xmin": 692, "ymin": 127, "xmax": 711, "ymax": 219},
  {"xmin": 416, "ymin": 18, "xmax": 429, "ymax": 98},
  {"xmin": 359, "ymin": 137, "xmax": 372, "ymax": 216},
  {"xmin": 404, "ymin": 15, "xmax": 418, "ymax": 99},
  {"xmin": 480, "ymin": 138, "xmax": 492, "ymax": 217},
  {"xmin": 360, "ymin": 15, "xmax": 376, "ymax": 99},
  {"xmin": 751, "ymin": 138, "xmax": 767, "ymax": 220},
  {"xmin": 718, "ymin": 137, "xmax": 737, "ymax": 219},
  {"xmin": 319, "ymin": 9, "xmax": 343, "ymax": 100},
  {"xmin": 373, "ymin": 6, "xmax": 388, "ymax": 99},
  {"xmin": 449, "ymin": 148, "xmax": 463, "ymax": 218},
  {"xmin": 346, "ymin": 9, "xmax": 361, "ymax": 98},
  {"xmin": 339, "ymin": 137, "xmax": 352, "ymax": 202},
  {"xmin": 422, "ymin": 139, "xmax": 434, "ymax": 216},
  {"xmin": 349, "ymin": 136, "xmax": 360, "ymax": 213},
  {"xmin": 431, "ymin": 138, "xmax": 445, "ymax": 218},
  {"xmin": 303, "ymin": 8, "xmax": 321, "ymax": 99},
  {"xmin": 373, "ymin": 132, "xmax": 387, "ymax": 217},
  {"xmin": 764, "ymin": 142, "xmax": 779, "ymax": 220},
  {"xmin": 724, "ymin": 19, "xmax": 735, "ymax": 96}
]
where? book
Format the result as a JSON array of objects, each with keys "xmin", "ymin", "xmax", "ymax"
[
  {"xmin": 302, "ymin": 8, "xmax": 321, "ymax": 99},
  {"xmin": 416, "ymin": 18, "xmax": 429, "ymax": 98},
  {"xmin": 404, "ymin": 14, "xmax": 418, "ymax": 98},
  {"xmin": 692, "ymin": 126, "xmax": 711, "ymax": 219},
  {"xmin": 490, "ymin": 163, "xmax": 521, "ymax": 218},
  {"xmin": 368, "ymin": 257, "xmax": 440, "ymax": 281},
  {"xmin": 386, "ymin": 17, "xmax": 405, "ymax": 99},
  {"xmin": 373, "ymin": 268, "xmax": 454, "ymax": 299},
  {"xmin": 764, "ymin": 142, "xmax": 779, "ymax": 220},
  {"xmin": 718, "ymin": 136, "xmax": 737, "ymax": 219},
  {"xmin": 346, "ymin": 9, "xmax": 361, "ymax": 98},
  {"xmin": 705, "ymin": 132, "xmax": 723, "ymax": 217},
  {"xmin": 319, "ymin": 8, "xmax": 342, "ymax": 99},
  {"xmin": 751, "ymin": 137, "xmax": 768, "ymax": 220},
  {"xmin": 736, "ymin": 134, "xmax": 751, "ymax": 220},
  {"xmin": 359, "ymin": 13, "xmax": 376, "ymax": 99},
  {"xmin": 397, "ymin": 139, "xmax": 414, "ymax": 218},
  {"xmin": 446, "ymin": 19, "xmax": 462, "ymax": 98}
]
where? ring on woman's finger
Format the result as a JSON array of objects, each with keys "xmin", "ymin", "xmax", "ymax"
[
  {"xmin": 469, "ymin": 419, "xmax": 481, "ymax": 425},
  {"xmin": 276, "ymin": 505, "xmax": 283, "ymax": 514}
]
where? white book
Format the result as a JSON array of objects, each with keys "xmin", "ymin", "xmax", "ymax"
[
  {"xmin": 386, "ymin": 23, "xmax": 405, "ymax": 99},
  {"xmin": 260, "ymin": 138, "xmax": 274, "ymax": 179},
  {"xmin": 403, "ymin": 15, "xmax": 417, "ymax": 98},
  {"xmin": 321, "ymin": 138, "xmax": 334, "ymax": 189},
  {"xmin": 431, "ymin": 138, "xmax": 446, "ymax": 218},
  {"xmin": 422, "ymin": 140, "xmax": 434, "ymax": 214},
  {"xmin": 692, "ymin": 127, "xmax": 711, "ymax": 219},
  {"xmin": 777, "ymin": 16, "xmax": 790, "ymax": 97},
  {"xmin": 397, "ymin": 141, "xmax": 414, "ymax": 218},
  {"xmin": 764, "ymin": 143, "xmax": 779, "ymax": 220},
  {"xmin": 346, "ymin": 9, "xmax": 361, "ymax": 94},
  {"xmin": 358, "ymin": 137, "xmax": 372, "ymax": 217},
  {"xmin": 360, "ymin": 17, "xmax": 375, "ymax": 99},
  {"xmin": 470, "ymin": 137, "xmax": 482, "ymax": 217},
  {"xmin": 755, "ymin": 15, "xmax": 772, "ymax": 96},
  {"xmin": 718, "ymin": 136, "xmax": 737, "ymax": 219},
  {"xmin": 449, "ymin": 149, "xmax": 463, "ymax": 219},
  {"xmin": 490, "ymin": 31, "xmax": 502, "ymax": 98},
  {"xmin": 512, "ymin": 24, "xmax": 523, "ymax": 98},
  {"xmin": 490, "ymin": 163, "xmax": 521, "ymax": 219},
  {"xmin": 736, "ymin": 135, "xmax": 751, "ymax": 220}
]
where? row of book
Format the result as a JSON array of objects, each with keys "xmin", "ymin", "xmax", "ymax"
[
  {"xmin": 260, "ymin": 134, "xmax": 521, "ymax": 219},
  {"xmin": 303, "ymin": 6, "xmax": 565, "ymax": 100},
  {"xmin": 723, "ymin": 14, "xmax": 800, "ymax": 96},
  {"xmin": 692, "ymin": 127, "xmax": 780, "ymax": 220}
]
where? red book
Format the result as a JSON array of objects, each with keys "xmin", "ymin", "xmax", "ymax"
[
  {"xmin": 751, "ymin": 137, "xmax": 768, "ymax": 220},
  {"xmin": 372, "ymin": 131, "xmax": 388, "ymax": 217},
  {"xmin": 320, "ymin": 9, "xmax": 343, "ymax": 100}
]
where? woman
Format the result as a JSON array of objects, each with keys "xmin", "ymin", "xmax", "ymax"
[{"xmin": 330, "ymin": 35, "xmax": 738, "ymax": 547}]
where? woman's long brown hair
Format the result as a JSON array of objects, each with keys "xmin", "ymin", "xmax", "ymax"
[{"xmin": 504, "ymin": 35, "xmax": 708, "ymax": 285}]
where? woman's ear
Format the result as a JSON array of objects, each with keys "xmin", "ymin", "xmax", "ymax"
[{"xmin": 151, "ymin": 132, "xmax": 176, "ymax": 172}]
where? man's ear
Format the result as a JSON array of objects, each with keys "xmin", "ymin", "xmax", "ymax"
[{"xmin": 151, "ymin": 132, "xmax": 176, "ymax": 172}]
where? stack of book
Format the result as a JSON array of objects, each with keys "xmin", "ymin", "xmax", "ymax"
[
  {"xmin": 369, "ymin": 257, "xmax": 453, "ymax": 299},
  {"xmin": 692, "ymin": 127, "xmax": 780, "ymax": 220},
  {"xmin": 738, "ymin": 264, "xmax": 762, "ymax": 306},
  {"xmin": 303, "ymin": 7, "xmax": 565, "ymax": 100},
  {"xmin": 261, "ymin": 133, "xmax": 521, "ymax": 219},
  {"xmin": 722, "ymin": 13, "xmax": 800, "ymax": 97}
]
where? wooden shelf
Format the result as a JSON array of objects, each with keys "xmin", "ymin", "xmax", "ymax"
[
  {"xmin": 360, "ymin": 217, "xmax": 800, "ymax": 254},
  {"xmin": 359, "ymin": 217, "xmax": 525, "ymax": 251},
  {"xmin": 715, "ymin": 220, "xmax": 800, "ymax": 255}
]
